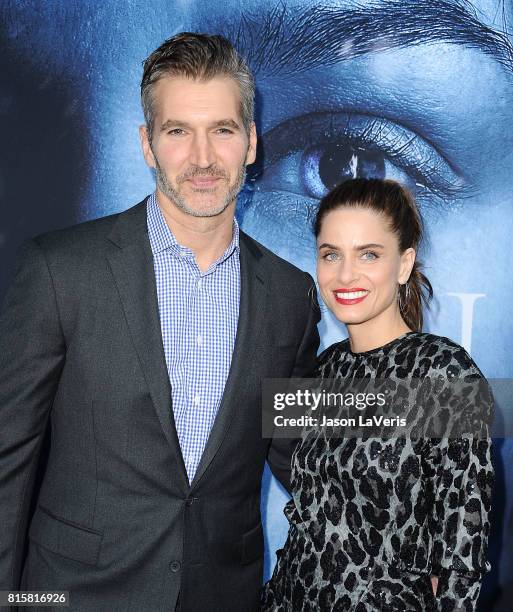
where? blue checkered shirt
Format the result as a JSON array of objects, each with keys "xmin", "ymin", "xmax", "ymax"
[{"xmin": 146, "ymin": 193, "xmax": 240, "ymax": 482}]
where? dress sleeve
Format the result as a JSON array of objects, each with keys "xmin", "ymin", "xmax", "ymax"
[{"xmin": 425, "ymin": 351, "xmax": 494, "ymax": 611}]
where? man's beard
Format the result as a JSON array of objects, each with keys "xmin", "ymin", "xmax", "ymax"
[{"xmin": 154, "ymin": 157, "xmax": 247, "ymax": 218}]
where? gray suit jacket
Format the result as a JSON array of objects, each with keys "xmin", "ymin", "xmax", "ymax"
[{"xmin": 0, "ymin": 198, "xmax": 320, "ymax": 612}]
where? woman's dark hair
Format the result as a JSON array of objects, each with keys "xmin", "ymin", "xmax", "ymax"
[{"xmin": 314, "ymin": 178, "xmax": 433, "ymax": 331}]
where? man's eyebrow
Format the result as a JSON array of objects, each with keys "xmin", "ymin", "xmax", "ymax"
[
  {"xmin": 226, "ymin": 0, "xmax": 513, "ymax": 75},
  {"xmin": 159, "ymin": 119, "xmax": 241, "ymax": 131},
  {"xmin": 212, "ymin": 119, "xmax": 242, "ymax": 130},
  {"xmin": 160, "ymin": 119, "xmax": 187, "ymax": 132}
]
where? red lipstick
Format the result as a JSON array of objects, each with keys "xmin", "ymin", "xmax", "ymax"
[{"xmin": 333, "ymin": 287, "xmax": 369, "ymax": 305}]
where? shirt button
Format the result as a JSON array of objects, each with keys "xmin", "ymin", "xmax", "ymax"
[
  {"xmin": 197, "ymin": 277, "xmax": 202, "ymax": 289},
  {"xmin": 196, "ymin": 334, "xmax": 203, "ymax": 345},
  {"xmin": 194, "ymin": 395, "xmax": 200, "ymax": 405},
  {"xmin": 169, "ymin": 560, "xmax": 181, "ymax": 573}
]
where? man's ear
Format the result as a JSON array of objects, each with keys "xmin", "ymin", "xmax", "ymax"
[
  {"xmin": 139, "ymin": 125, "xmax": 156, "ymax": 168},
  {"xmin": 245, "ymin": 122, "xmax": 257, "ymax": 166}
]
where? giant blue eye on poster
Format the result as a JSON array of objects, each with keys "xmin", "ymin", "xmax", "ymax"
[{"xmin": 1, "ymin": 0, "xmax": 512, "ymax": 609}]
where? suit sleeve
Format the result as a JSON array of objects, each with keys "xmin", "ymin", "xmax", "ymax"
[
  {"xmin": 266, "ymin": 272, "xmax": 320, "ymax": 493},
  {"xmin": 0, "ymin": 239, "xmax": 66, "ymax": 590}
]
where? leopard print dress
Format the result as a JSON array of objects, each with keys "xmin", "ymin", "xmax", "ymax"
[{"xmin": 262, "ymin": 332, "xmax": 493, "ymax": 611}]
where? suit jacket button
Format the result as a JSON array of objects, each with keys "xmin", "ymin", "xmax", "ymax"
[
  {"xmin": 169, "ymin": 561, "xmax": 181, "ymax": 573},
  {"xmin": 185, "ymin": 498, "xmax": 194, "ymax": 507}
]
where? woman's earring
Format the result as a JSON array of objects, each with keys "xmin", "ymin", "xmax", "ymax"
[{"xmin": 398, "ymin": 281, "xmax": 410, "ymax": 312}]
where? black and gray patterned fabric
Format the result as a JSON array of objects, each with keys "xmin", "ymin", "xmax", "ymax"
[{"xmin": 262, "ymin": 332, "xmax": 494, "ymax": 611}]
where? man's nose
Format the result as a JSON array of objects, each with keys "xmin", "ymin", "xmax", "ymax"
[{"xmin": 189, "ymin": 132, "xmax": 216, "ymax": 168}]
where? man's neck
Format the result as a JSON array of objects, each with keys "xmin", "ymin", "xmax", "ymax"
[{"xmin": 156, "ymin": 191, "xmax": 236, "ymax": 273}]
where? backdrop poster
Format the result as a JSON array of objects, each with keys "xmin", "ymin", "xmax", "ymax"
[{"xmin": 1, "ymin": 1, "xmax": 512, "ymax": 609}]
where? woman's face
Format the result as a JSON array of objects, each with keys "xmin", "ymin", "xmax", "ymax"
[{"xmin": 316, "ymin": 206, "xmax": 414, "ymax": 326}]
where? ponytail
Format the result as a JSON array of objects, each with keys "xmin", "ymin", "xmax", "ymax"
[{"xmin": 398, "ymin": 261, "xmax": 433, "ymax": 331}]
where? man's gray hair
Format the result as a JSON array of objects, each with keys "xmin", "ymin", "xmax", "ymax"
[{"xmin": 141, "ymin": 32, "xmax": 255, "ymax": 140}]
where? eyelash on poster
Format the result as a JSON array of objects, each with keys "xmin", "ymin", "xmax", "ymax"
[{"xmin": 249, "ymin": 112, "xmax": 468, "ymax": 204}]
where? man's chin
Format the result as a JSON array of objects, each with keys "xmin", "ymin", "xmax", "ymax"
[
  {"xmin": 178, "ymin": 199, "xmax": 233, "ymax": 218},
  {"xmin": 187, "ymin": 185, "xmax": 220, "ymax": 194}
]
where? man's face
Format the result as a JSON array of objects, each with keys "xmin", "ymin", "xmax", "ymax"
[{"xmin": 140, "ymin": 75, "xmax": 256, "ymax": 218}]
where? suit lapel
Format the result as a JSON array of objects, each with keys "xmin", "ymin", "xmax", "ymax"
[
  {"xmin": 190, "ymin": 233, "xmax": 267, "ymax": 490},
  {"xmin": 106, "ymin": 200, "xmax": 189, "ymax": 493}
]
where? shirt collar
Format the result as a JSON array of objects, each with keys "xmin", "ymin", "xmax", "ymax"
[{"xmin": 146, "ymin": 192, "xmax": 240, "ymax": 264}]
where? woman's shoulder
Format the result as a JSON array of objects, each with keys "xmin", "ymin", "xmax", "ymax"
[
  {"xmin": 408, "ymin": 332, "xmax": 486, "ymax": 379},
  {"xmin": 315, "ymin": 339, "xmax": 350, "ymax": 374},
  {"xmin": 413, "ymin": 333, "xmax": 493, "ymax": 431},
  {"xmin": 314, "ymin": 331, "xmax": 488, "ymax": 380}
]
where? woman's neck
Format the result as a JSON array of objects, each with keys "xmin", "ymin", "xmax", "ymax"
[{"xmin": 346, "ymin": 307, "xmax": 412, "ymax": 354}]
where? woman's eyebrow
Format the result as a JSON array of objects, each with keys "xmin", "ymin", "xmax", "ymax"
[
  {"xmin": 355, "ymin": 243, "xmax": 385, "ymax": 250},
  {"xmin": 317, "ymin": 243, "xmax": 385, "ymax": 250}
]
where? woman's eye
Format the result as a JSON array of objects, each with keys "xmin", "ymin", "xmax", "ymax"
[
  {"xmin": 250, "ymin": 111, "xmax": 468, "ymax": 209},
  {"xmin": 361, "ymin": 251, "xmax": 378, "ymax": 261},
  {"xmin": 321, "ymin": 251, "xmax": 339, "ymax": 261}
]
